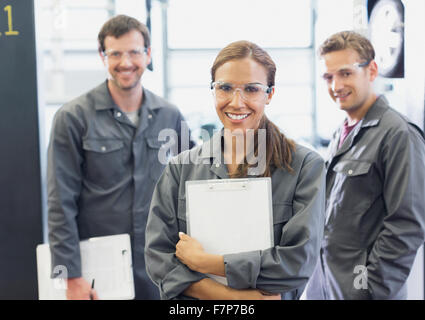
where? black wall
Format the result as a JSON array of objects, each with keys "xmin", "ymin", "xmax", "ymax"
[{"xmin": 0, "ymin": 0, "xmax": 43, "ymax": 299}]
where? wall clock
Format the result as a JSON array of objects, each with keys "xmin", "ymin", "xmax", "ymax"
[{"xmin": 369, "ymin": 0, "xmax": 404, "ymax": 78}]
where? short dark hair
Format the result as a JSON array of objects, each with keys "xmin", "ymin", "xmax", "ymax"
[
  {"xmin": 319, "ymin": 31, "xmax": 375, "ymax": 62},
  {"xmin": 98, "ymin": 14, "xmax": 150, "ymax": 53}
]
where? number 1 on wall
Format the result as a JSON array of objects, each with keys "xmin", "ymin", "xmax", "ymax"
[{"xmin": 4, "ymin": 5, "xmax": 19, "ymax": 36}]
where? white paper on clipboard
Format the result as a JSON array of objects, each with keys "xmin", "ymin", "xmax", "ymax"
[
  {"xmin": 186, "ymin": 178, "xmax": 274, "ymax": 285},
  {"xmin": 36, "ymin": 233, "xmax": 134, "ymax": 300}
]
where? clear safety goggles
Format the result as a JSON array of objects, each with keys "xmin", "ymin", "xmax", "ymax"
[
  {"xmin": 211, "ymin": 81, "xmax": 273, "ymax": 102},
  {"xmin": 102, "ymin": 47, "xmax": 148, "ymax": 61},
  {"xmin": 321, "ymin": 60, "xmax": 371, "ymax": 84}
]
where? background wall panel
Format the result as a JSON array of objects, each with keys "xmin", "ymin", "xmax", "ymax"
[{"xmin": 0, "ymin": 0, "xmax": 43, "ymax": 299}]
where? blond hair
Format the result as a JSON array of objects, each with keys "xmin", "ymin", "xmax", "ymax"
[{"xmin": 319, "ymin": 31, "xmax": 375, "ymax": 62}]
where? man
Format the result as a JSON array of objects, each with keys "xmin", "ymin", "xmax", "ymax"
[
  {"xmin": 306, "ymin": 31, "xmax": 425, "ymax": 299},
  {"xmin": 47, "ymin": 15, "xmax": 193, "ymax": 299}
]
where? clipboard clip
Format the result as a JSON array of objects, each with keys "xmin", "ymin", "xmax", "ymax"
[
  {"xmin": 122, "ymin": 249, "xmax": 132, "ymax": 283},
  {"xmin": 207, "ymin": 179, "xmax": 249, "ymax": 191}
]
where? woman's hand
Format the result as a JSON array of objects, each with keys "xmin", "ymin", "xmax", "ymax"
[
  {"xmin": 176, "ymin": 232, "xmax": 226, "ymax": 276},
  {"xmin": 176, "ymin": 232, "xmax": 208, "ymax": 273}
]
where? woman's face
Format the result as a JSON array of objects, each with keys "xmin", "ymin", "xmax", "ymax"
[{"xmin": 213, "ymin": 58, "xmax": 274, "ymax": 133}]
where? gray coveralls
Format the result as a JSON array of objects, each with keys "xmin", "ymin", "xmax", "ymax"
[
  {"xmin": 145, "ymin": 131, "xmax": 326, "ymax": 299},
  {"xmin": 47, "ymin": 81, "xmax": 192, "ymax": 299},
  {"xmin": 306, "ymin": 96, "xmax": 425, "ymax": 299}
]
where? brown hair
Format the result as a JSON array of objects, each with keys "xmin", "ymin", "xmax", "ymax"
[
  {"xmin": 318, "ymin": 31, "xmax": 375, "ymax": 62},
  {"xmin": 98, "ymin": 14, "xmax": 151, "ymax": 53},
  {"xmin": 211, "ymin": 40, "xmax": 295, "ymax": 177}
]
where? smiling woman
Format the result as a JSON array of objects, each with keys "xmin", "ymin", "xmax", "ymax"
[
  {"xmin": 213, "ymin": 59, "xmax": 270, "ymax": 132},
  {"xmin": 144, "ymin": 41, "xmax": 327, "ymax": 300},
  {"xmin": 209, "ymin": 41, "xmax": 295, "ymax": 178}
]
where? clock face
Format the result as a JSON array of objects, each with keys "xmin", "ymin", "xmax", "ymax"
[{"xmin": 369, "ymin": 0, "xmax": 404, "ymax": 78}]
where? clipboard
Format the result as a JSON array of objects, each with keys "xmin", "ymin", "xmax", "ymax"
[
  {"xmin": 36, "ymin": 234, "xmax": 134, "ymax": 300},
  {"xmin": 186, "ymin": 178, "xmax": 274, "ymax": 284}
]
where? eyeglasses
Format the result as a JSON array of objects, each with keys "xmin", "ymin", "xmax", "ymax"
[
  {"xmin": 211, "ymin": 81, "xmax": 272, "ymax": 102},
  {"xmin": 322, "ymin": 60, "xmax": 371, "ymax": 84},
  {"xmin": 102, "ymin": 47, "xmax": 148, "ymax": 61}
]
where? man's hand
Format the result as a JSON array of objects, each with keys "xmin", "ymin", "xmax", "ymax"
[{"xmin": 66, "ymin": 277, "xmax": 98, "ymax": 300}]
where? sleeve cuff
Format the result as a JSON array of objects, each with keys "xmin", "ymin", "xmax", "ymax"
[
  {"xmin": 224, "ymin": 250, "xmax": 261, "ymax": 289},
  {"xmin": 159, "ymin": 264, "xmax": 207, "ymax": 300}
]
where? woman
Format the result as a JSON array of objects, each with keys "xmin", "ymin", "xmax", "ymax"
[{"xmin": 145, "ymin": 40, "xmax": 325, "ymax": 300}]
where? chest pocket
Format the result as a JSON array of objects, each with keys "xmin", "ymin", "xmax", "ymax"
[
  {"xmin": 82, "ymin": 138, "xmax": 125, "ymax": 189},
  {"xmin": 331, "ymin": 160, "xmax": 376, "ymax": 214},
  {"xmin": 146, "ymin": 137, "xmax": 167, "ymax": 182},
  {"xmin": 272, "ymin": 202, "xmax": 293, "ymax": 245},
  {"xmin": 333, "ymin": 160, "xmax": 371, "ymax": 176}
]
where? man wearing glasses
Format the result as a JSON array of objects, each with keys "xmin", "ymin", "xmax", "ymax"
[
  {"xmin": 47, "ymin": 15, "xmax": 192, "ymax": 299},
  {"xmin": 306, "ymin": 31, "xmax": 425, "ymax": 299}
]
